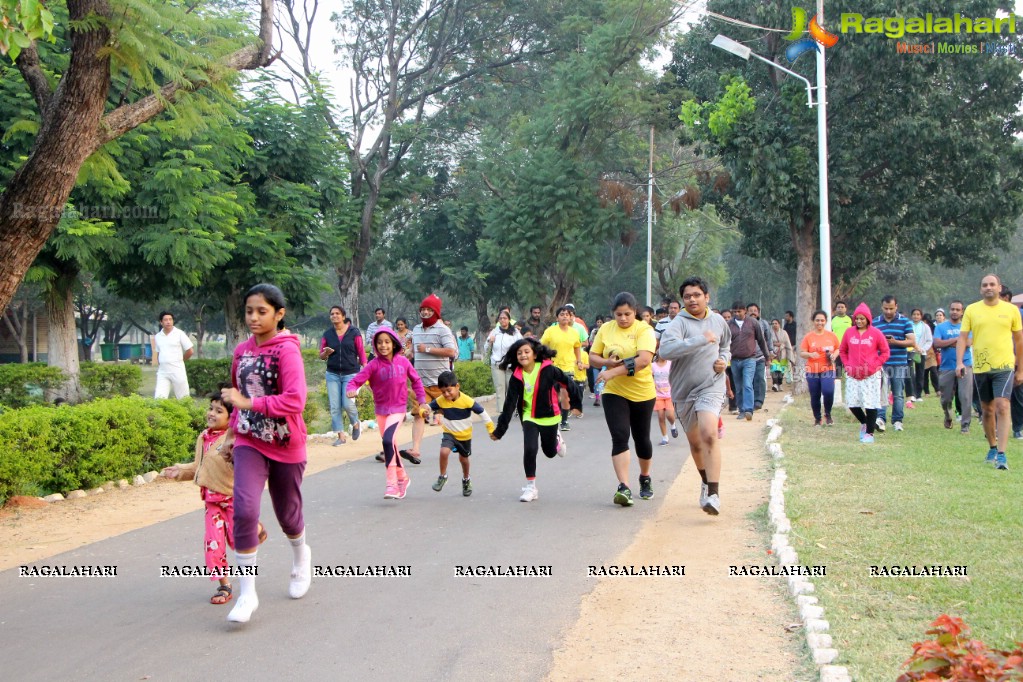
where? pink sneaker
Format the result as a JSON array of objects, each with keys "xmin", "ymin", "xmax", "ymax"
[
  {"xmin": 384, "ymin": 483, "xmax": 400, "ymax": 499},
  {"xmin": 717, "ymin": 417, "xmax": 724, "ymax": 439},
  {"xmin": 396, "ymin": 476, "xmax": 410, "ymax": 499}
]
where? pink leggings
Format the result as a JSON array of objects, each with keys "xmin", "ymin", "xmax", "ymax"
[
  {"xmin": 202, "ymin": 488, "xmax": 234, "ymax": 581},
  {"xmin": 377, "ymin": 413, "xmax": 406, "ymax": 474},
  {"xmin": 232, "ymin": 445, "xmax": 305, "ymax": 549}
]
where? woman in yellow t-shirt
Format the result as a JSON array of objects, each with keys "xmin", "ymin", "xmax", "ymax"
[{"xmin": 589, "ymin": 292, "xmax": 658, "ymax": 506}]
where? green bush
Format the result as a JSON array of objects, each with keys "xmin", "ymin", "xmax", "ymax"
[
  {"xmin": 301, "ymin": 348, "xmax": 326, "ymax": 391},
  {"xmin": 453, "ymin": 360, "xmax": 494, "ymax": 398},
  {"xmin": 356, "ymin": 389, "xmax": 375, "ymax": 421},
  {"xmin": 80, "ymin": 362, "xmax": 143, "ymax": 398},
  {"xmin": 0, "ymin": 363, "xmax": 66, "ymax": 408},
  {"xmin": 186, "ymin": 358, "xmax": 233, "ymax": 396},
  {"xmin": 0, "ymin": 396, "xmax": 204, "ymax": 504}
]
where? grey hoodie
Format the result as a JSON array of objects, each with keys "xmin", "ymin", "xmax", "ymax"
[{"xmin": 658, "ymin": 308, "xmax": 732, "ymax": 405}]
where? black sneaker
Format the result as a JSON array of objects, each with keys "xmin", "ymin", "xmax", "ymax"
[
  {"xmin": 399, "ymin": 449, "xmax": 422, "ymax": 465},
  {"xmin": 639, "ymin": 476, "xmax": 653, "ymax": 500},
  {"xmin": 560, "ymin": 421, "xmax": 571, "ymax": 432},
  {"xmin": 375, "ymin": 452, "xmax": 385, "ymax": 462},
  {"xmin": 613, "ymin": 485, "xmax": 634, "ymax": 507},
  {"xmin": 462, "ymin": 478, "xmax": 473, "ymax": 497}
]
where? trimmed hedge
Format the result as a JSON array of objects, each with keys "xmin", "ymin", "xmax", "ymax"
[
  {"xmin": 185, "ymin": 358, "xmax": 232, "ymax": 396},
  {"xmin": 80, "ymin": 362, "xmax": 143, "ymax": 399},
  {"xmin": 453, "ymin": 360, "xmax": 494, "ymax": 398},
  {"xmin": 0, "ymin": 396, "xmax": 204, "ymax": 504},
  {"xmin": 0, "ymin": 363, "xmax": 66, "ymax": 408}
]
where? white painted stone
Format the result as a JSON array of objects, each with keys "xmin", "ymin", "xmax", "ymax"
[
  {"xmin": 796, "ymin": 595, "xmax": 818, "ymax": 608},
  {"xmin": 142, "ymin": 471, "xmax": 159, "ymax": 483},
  {"xmin": 766, "ymin": 425, "xmax": 783, "ymax": 442},
  {"xmin": 779, "ymin": 548, "xmax": 799, "ymax": 565},
  {"xmin": 89, "ymin": 487, "xmax": 105, "ymax": 495},
  {"xmin": 66, "ymin": 489, "xmax": 87, "ymax": 499},
  {"xmin": 117, "ymin": 479, "xmax": 130, "ymax": 489},
  {"xmin": 812, "ymin": 648, "xmax": 839, "ymax": 665},
  {"xmin": 807, "ymin": 633, "xmax": 833, "ymax": 649},
  {"xmin": 133, "ymin": 475, "xmax": 146, "ymax": 486},
  {"xmin": 769, "ymin": 442, "xmax": 784, "ymax": 458},
  {"xmin": 765, "ymin": 418, "xmax": 778, "ymax": 427},
  {"xmin": 819, "ymin": 666, "xmax": 852, "ymax": 682},
  {"xmin": 805, "ymin": 618, "xmax": 830, "ymax": 633},
  {"xmin": 775, "ymin": 469, "xmax": 787, "ymax": 482},
  {"xmin": 774, "ymin": 518, "xmax": 791, "ymax": 533},
  {"xmin": 801, "ymin": 604, "xmax": 825, "ymax": 620},
  {"xmin": 771, "ymin": 534, "xmax": 789, "ymax": 551},
  {"xmin": 790, "ymin": 580, "xmax": 815, "ymax": 596},
  {"xmin": 43, "ymin": 493, "xmax": 64, "ymax": 502}
]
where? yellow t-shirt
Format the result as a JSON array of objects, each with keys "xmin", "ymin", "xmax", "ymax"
[
  {"xmin": 540, "ymin": 325, "xmax": 581, "ymax": 377},
  {"xmin": 961, "ymin": 300, "xmax": 1023, "ymax": 373},
  {"xmin": 590, "ymin": 320, "xmax": 657, "ymax": 402}
]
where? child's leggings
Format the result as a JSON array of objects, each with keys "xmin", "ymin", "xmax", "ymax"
[
  {"xmin": 377, "ymin": 413, "xmax": 407, "ymax": 474},
  {"xmin": 232, "ymin": 445, "xmax": 305, "ymax": 550},
  {"xmin": 521, "ymin": 421, "xmax": 560, "ymax": 478},
  {"xmin": 202, "ymin": 488, "xmax": 234, "ymax": 580}
]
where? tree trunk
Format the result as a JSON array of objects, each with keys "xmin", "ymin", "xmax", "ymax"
[
  {"xmin": 336, "ymin": 263, "xmax": 362, "ymax": 329},
  {"xmin": 791, "ymin": 216, "xmax": 819, "ymax": 397},
  {"xmin": 2, "ymin": 304, "xmax": 30, "ymax": 363},
  {"xmin": 224, "ymin": 286, "xmax": 248, "ymax": 354},
  {"xmin": 474, "ymin": 296, "xmax": 492, "ymax": 351},
  {"xmin": 46, "ymin": 274, "xmax": 83, "ymax": 403}
]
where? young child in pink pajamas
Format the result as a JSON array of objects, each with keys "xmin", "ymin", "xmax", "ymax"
[
  {"xmin": 348, "ymin": 328, "xmax": 429, "ymax": 499},
  {"xmin": 162, "ymin": 393, "xmax": 265, "ymax": 605}
]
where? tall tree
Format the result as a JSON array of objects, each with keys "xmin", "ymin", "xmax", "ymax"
[
  {"xmin": 671, "ymin": 0, "xmax": 1023, "ymax": 338},
  {"xmin": 0, "ymin": 0, "xmax": 278, "ymax": 316}
]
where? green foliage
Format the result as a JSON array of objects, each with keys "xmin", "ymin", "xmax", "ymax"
[
  {"xmin": 79, "ymin": 362, "xmax": 143, "ymax": 398},
  {"xmin": 898, "ymin": 615, "xmax": 1023, "ymax": 681},
  {"xmin": 0, "ymin": 362, "xmax": 65, "ymax": 408},
  {"xmin": 355, "ymin": 389, "xmax": 375, "ymax": 422},
  {"xmin": 0, "ymin": 396, "xmax": 203, "ymax": 503},
  {"xmin": 185, "ymin": 358, "xmax": 232, "ymax": 397},
  {"xmin": 0, "ymin": 0, "xmax": 56, "ymax": 61},
  {"xmin": 301, "ymin": 348, "xmax": 326, "ymax": 392},
  {"xmin": 453, "ymin": 361, "xmax": 494, "ymax": 399},
  {"xmin": 678, "ymin": 76, "xmax": 755, "ymax": 144}
]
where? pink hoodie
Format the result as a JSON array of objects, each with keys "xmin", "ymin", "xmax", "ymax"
[
  {"xmin": 839, "ymin": 303, "xmax": 891, "ymax": 380},
  {"xmin": 349, "ymin": 328, "xmax": 427, "ymax": 415},
  {"xmin": 230, "ymin": 332, "xmax": 308, "ymax": 463}
]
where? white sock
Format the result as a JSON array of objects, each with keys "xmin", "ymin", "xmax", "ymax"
[
  {"xmin": 288, "ymin": 531, "xmax": 311, "ymax": 599},
  {"xmin": 227, "ymin": 550, "xmax": 259, "ymax": 623}
]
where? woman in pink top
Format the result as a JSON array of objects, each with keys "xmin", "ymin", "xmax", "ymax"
[
  {"xmin": 220, "ymin": 284, "xmax": 311, "ymax": 623},
  {"xmin": 348, "ymin": 328, "xmax": 428, "ymax": 500},
  {"xmin": 839, "ymin": 302, "xmax": 891, "ymax": 444}
]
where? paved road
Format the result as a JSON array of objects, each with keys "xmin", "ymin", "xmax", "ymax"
[{"xmin": 0, "ymin": 412, "xmax": 692, "ymax": 680}]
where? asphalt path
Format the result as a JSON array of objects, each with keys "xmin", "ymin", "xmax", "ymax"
[{"xmin": 1, "ymin": 411, "xmax": 692, "ymax": 680}]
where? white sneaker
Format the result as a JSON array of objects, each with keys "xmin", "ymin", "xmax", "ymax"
[
  {"xmin": 699, "ymin": 483, "xmax": 709, "ymax": 509},
  {"xmin": 288, "ymin": 545, "xmax": 312, "ymax": 599},
  {"xmin": 556, "ymin": 433, "xmax": 567, "ymax": 457},
  {"xmin": 702, "ymin": 493, "xmax": 720, "ymax": 516},
  {"xmin": 893, "ymin": 421, "xmax": 903, "ymax": 432},
  {"xmin": 875, "ymin": 417, "xmax": 886, "ymax": 432},
  {"xmin": 519, "ymin": 484, "xmax": 538, "ymax": 502},
  {"xmin": 227, "ymin": 593, "xmax": 259, "ymax": 623},
  {"xmin": 659, "ymin": 437, "xmax": 669, "ymax": 446}
]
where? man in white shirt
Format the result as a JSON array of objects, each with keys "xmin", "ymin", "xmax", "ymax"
[{"xmin": 152, "ymin": 311, "xmax": 194, "ymax": 399}]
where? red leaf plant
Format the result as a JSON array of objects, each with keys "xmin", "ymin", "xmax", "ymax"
[{"xmin": 897, "ymin": 615, "xmax": 1023, "ymax": 681}]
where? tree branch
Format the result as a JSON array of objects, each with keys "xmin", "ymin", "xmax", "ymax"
[{"xmin": 15, "ymin": 44, "xmax": 53, "ymax": 118}]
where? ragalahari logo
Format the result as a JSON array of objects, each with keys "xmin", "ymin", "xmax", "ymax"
[{"xmin": 785, "ymin": 7, "xmax": 839, "ymax": 62}]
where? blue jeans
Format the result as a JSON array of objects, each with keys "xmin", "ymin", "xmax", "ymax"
[
  {"xmin": 879, "ymin": 365, "xmax": 908, "ymax": 424},
  {"xmin": 325, "ymin": 371, "xmax": 359, "ymax": 433},
  {"xmin": 753, "ymin": 358, "xmax": 766, "ymax": 408},
  {"xmin": 732, "ymin": 358, "xmax": 757, "ymax": 414}
]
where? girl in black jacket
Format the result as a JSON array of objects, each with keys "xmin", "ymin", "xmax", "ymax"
[{"xmin": 491, "ymin": 338, "xmax": 580, "ymax": 502}]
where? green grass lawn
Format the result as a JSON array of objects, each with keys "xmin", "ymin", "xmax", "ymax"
[{"xmin": 779, "ymin": 391, "xmax": 1023, "ymax": 680}]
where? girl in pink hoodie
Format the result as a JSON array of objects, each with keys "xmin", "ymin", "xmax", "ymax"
[
  {"xmin": 348, "ymin": 328, "xmax": 428, "ymax": 499},
  {"xmin": 839, "ymin": 303, "xmax": 891, "ymax": 443},
  {"xmin": 220, "ymin": 283, "xmax": 310, "ymax": 623}
]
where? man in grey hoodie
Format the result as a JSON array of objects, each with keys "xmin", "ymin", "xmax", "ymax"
[{"xmin": 659, "ymin": 276, "xmax": 731, "ymax": 516}]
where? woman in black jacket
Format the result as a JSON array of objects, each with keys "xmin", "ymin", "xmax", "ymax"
[{"xmin": 492, "ymin": 338, "xmax": 580, "ymax": 502}]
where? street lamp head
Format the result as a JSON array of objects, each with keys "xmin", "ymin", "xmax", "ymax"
[{"xmin": 711, "ymin": 34, "xmax": 751, "ymax": 61}]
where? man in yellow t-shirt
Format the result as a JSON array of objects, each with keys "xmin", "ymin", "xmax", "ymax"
[
  {"xmin": 957, "ymin": 274, "xmax": 1023, "ymax": 469},
  {"xmin": 540, "ymin": 306, "xmax": 584, "ymax": 430}
]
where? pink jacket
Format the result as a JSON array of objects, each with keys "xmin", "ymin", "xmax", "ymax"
[
  {"xmin": 839, "ymin": 303, "xmax": 891, "ymax": 380},
  {"xmin": 349, "ymin": 329, "xmax": 427, "ymax": 415},
  {"xmin": 230, "ymin": 332, "xmax": 308, "ymax": 463}
]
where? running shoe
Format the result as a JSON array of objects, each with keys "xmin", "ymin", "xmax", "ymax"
[
  {"xmin": 699, "ymin": 483, "xmax": 709, "ymax": 509},
  {"xmin": 859, "ymin": 424, "xmax": 867, "ymax": 439},
  {"xmin": 613, "ymin": 485, "xmax": 634, "ymax": 507},
  {"xmin": 944, "ymin": 415, "xmax": 953, "ymax": 429},
  {"xmin": 717, "ymin": 420, "xmax": 724, "ymax": 439},
  {"xmin": 995, "ymin": 453, "xmax": 1008, "ymax": 470},
  {"xmin": 352, "ymin": 422, "xmax": 361, "ymax": 441},
  {"xmin": 986, "ymin": 447, "xmax": 998, "ymax": 464},
  {"xmin": 593, "ymin": 396, "xmax": 601, "ymax": 407},
  {"xmin": 670, "ymin": 425, "xmax": 679, "ymax": 439},
  {"xmin": 875, "ymin": 418, "xmax": 886, "ymax": 432},
  {"xmin": 735, "ymin": 413, "xmax": 744, "ymax": 420},
  {"xmin": 432, "ymin": 475, "xmax": 448, "ymax": 492},
  {"xmin": 332, "ymin": 438, "xmax": 345, "ymax": 447},
  {"xmin": 375, "ymin": 452, "xmax": 385, "ymax": 462},
  {"xmin": 560, "ymin": 421, "xmax": 571, "ymax": 432},
  {"xmin": 384, "ymin": 483, "xmax": 400, "ymax": 499},
  {"xmin": 825, "ymin": 415, "xmax": 834, "ymax": 426},
  {"xmin": 396, "ymin": 476, "xmax": 410, "ymax": 499},
  {"xmin": 556, "ymin": 432, "xmax": 567, "ymax": 457},
  {"xmin": 572, "ymin": 409, "xmax": 584, "ymax": 419},
  {"xmin": 519, "ymin": 484, "xmax": 538, "ymax": 502},
  {"xmin": 702, "ymin": 493, "xmax": 721, "ymax": 515},
  {"xmin": 893, "ymin": 421, "xmax": 903, "ymax": 432},
  {"xmin": 813, "ymin": 419, "xmax": 822, "ymax": 427},
  {"xmin": 1013, "ymin": 430, "xmax": 1023, "ymax": 440},
  {"xmin": 659, "ymin": 436, "xmax": 669, "ymax": 446},
  {"xmin": 462, "ymin": 478, "xmax": 473, "ymax": 496},
  {"xmin": 960, "ymin": 425, "xmax": 970, "ymax": 435},
  {"xmin": 639, "ymin": 476, "xmax": 653, "ymax": 500},
  {"xmin": 905, "ymin": 399, "xmax": 915, "ymax": 410},
  {"xmin": 745, "ymin": 412, "xmax": 753, "ymax": 421},
  {"xmin": 861, "ymin": 434, "xmax": 875, "ymax": 444},
  {"xmin": 399, "ymin": 449, "xmax": 422, "ymax": 465}
]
